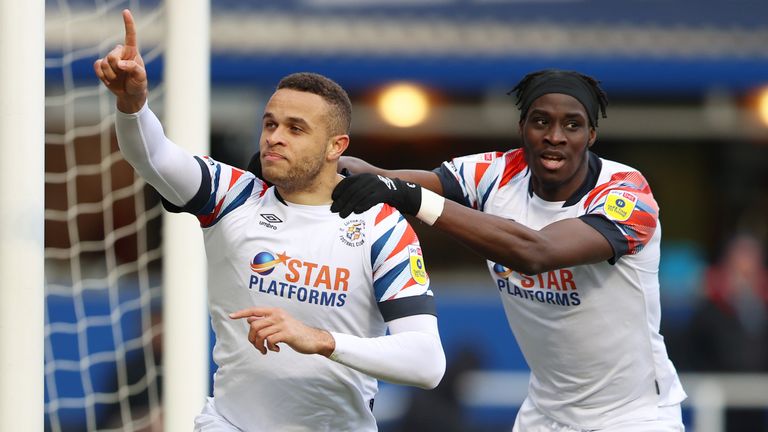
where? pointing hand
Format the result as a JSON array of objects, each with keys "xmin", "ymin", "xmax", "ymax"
[{"xmin": 93, "ymin": 9, "xmax": 147, "ymax": 113}]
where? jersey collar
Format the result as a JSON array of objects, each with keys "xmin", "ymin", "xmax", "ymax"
[
  {"xmin": 273, "ymin": 187, "xmax": 288, "ymax": 206},
  {"xmin": 527, "ymin": 151, "xmax": 602, "ymax": 207}
]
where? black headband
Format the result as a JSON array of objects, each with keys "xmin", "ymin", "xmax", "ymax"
[{"xmin": 517, "ymin": 75, "xmax": 601, "ymax": 127}]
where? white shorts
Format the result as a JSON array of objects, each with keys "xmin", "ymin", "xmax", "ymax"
[
  {"xmin": 511, "ymin": 397, "xmax": 684, "ymax": 432},
  {"xmin": 193, "ymin": 397, "xmax": 242, "ymax": 432}
]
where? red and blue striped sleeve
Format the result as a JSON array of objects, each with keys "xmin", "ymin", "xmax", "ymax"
[
  {"xmin": 370, "ymin": 204, "xmax": 436, "ymax": 321},
  {"xmin": 433, "ymin": 149, "xmax": 527, "ymax": 210},
  {"xmin": 163, "ymin": 156, "xmax": 268, "ymax": 228},
  {"xmin": 581, "ymin": 171, "xmax": 659, "ymax": 261}
]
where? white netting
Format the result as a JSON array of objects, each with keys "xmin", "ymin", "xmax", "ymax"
[{"xmin": 45, "ymin": 1, "xmax": 165, "ymax": 431}]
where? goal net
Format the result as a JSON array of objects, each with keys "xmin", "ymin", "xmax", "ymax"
[{"xmin": 45, "ymin": 1, "xmax": 166, "ymax": 430}]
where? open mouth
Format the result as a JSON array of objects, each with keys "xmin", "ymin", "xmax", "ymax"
[{"xmin": 540, "ymin": 154, "xmax": 565, "ymax": 171}]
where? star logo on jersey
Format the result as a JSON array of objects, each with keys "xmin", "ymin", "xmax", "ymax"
[
  {"xmin": 492, "ymin": 262, "xmax": 513, "ymax": 279},
  {"xmin": 247, "ymin": 251, "xmax": 351, "ymax": 308},
  {"xmin": 250, "ymin": 251, "xmax": 290, "ymax": 275},
  {"xmin": 604, "ymin": 190, "xmax": 637, "ymax": 222},
  {"xmin": 339, "ymin": 220, "xmax": 366, "ymax": 247}
]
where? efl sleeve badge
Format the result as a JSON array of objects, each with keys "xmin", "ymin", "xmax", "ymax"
[
  {"xmin": 603, "ymin": 190, "xmax": 637, "ymax": 222},
  {"xmin": 408, "ymin": 244, "xmax": 428, "ymax": 285}
]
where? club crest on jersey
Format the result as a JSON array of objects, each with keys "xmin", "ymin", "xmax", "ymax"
[
  {"xmin": 603, "ymin": 190, "xmax": 637, "ymax": 222},
  {"xmin": 408, "ymin": 245, "xmax": 428, "ymax": 285},
  {"xmin": 339, "ymin": 220, "xmax": 366, "ymax": 247}
]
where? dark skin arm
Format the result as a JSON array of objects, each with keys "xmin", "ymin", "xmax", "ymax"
[
  {"xmin": 339, "ymin": 156, "xmax": 614, "ymax": 275},
  {"xmin": 339, "ymin": 157, "xmax": 444, "ymax": 193}
]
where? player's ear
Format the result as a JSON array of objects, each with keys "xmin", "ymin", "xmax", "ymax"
[
  {"xmin": 326, "ymin": 135, "xmax": 349, "ymax": 161},
  {"xmin": 587, "ymin": 127, "xmax": 597, "ymax": 147}
]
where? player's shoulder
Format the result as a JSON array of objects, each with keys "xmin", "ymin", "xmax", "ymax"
[
  {"xmin": 203, "ymin": 155, "xmax": 268, "ymax": 195},
  {"xmin": 202, "ymin": 155, "xmax": 255, "ymax": 178},
  {"xmin": 343, "ymin": 203, "xmax": 417, "ymax": 239},
  {"xmin": 363, "ymin": 203, "xmax": 407, "ymax": 229},
  {"xmin": 450, "ymin": 148, "xmax": 527, "ymax": 180},
  {"xmin": 583, "ymin": 156, "xmax": 656, "ymax": 213},
  {"xmin": 451, "ymin": 149, "xmax": 520, "ymax": 165},
  {"xmin": 339, "ymin": 204, "xmax": 415, "ymax": 251},
  {"xmin": 595, "ymin": 157, "xmax": 651, "ymax": 191},
  {"xmin": 598, "ymin": 157, "xmax": 642, "ymax": 176}
]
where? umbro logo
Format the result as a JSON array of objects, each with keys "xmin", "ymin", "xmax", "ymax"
[
  {"xmin": 259, "ymin": 214, "xmax": 282, "ymax": 231},
  {"xmin": 260, "ymin": 214, "xmax": 283, "ymax": 223}
]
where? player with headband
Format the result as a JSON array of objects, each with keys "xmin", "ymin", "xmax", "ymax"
[{"xmin": 329, "ymin": 69, "xmax": 687, "ymax": 431}]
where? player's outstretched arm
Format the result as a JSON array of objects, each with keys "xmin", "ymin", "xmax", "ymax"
[
  {"xmin": 434, "ymin": 199, "xmax": 614, "ymax": 274},
  {"xmin": 229, "ymin": 308, "xmax": 446, "ymax": 389},
  {"xmin": 93, "ymin": 9, "xmax": 147, "ymax": 114},
  {"xmin": 332, "ymin": 173, "xmax": 614, "ymax": 274},
  {"xmin": 94, "ymin": 9, "xmax": 203, "ymax": 207},
  {"xmin": 339, "ymin": 156, "xmax": 444, "ymax": 194}
]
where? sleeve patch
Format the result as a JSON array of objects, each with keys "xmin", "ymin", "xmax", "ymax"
[
  {"xmin": 408, "ymin": 245, "xmax": 428, "ymax": 285},
  {"xmin": 603, "ymin": 190, "xmax": 638, "ymax": 222}
]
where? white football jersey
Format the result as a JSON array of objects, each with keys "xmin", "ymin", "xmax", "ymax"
[
  {"xmin": 435, "ymin": 149, "xmax": 686, "ymax": 429},
  {"xmin": 167, "ymin": 156, "xmax": 435, "ymax": 432}
]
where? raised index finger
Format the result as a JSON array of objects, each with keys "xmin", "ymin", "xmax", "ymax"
[{"xmin": 122, "ymin": 9, "xmax": 138, "ymax": 49}]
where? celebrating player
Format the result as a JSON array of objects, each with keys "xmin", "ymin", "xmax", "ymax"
[
  {"xmin": 94, "ymin": 10, "xmax": 445, "ymax": 431},
  {"xmin": 329, "ymin": 69, "xmax": 687, "ymax": 431}
]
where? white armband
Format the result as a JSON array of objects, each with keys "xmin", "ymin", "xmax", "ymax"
[{"xmin": 415, "ymin": 188, "xmax": 445, "ymax": 226}]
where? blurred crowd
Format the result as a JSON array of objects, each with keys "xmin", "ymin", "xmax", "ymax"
[{"xmin": 672, "ymin": 233, "xmax": 768, "ymax": 431}]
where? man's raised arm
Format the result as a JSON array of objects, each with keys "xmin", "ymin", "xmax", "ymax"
[{"xmin": 94, "ymin": 9, "xmax": 203, "ymax": 208}]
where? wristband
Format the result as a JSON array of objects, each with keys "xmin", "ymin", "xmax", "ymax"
[{"xmin": 415, "ymin": 188, "xmax": 445, "ymax": 226}]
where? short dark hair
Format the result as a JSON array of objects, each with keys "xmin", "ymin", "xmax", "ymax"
[
  {"xmin": 277, "ymin": 72, "xmax": 352, "ymax": 135},
  {"xmin": 510, "ymin": 69, "xmax": 608, "ymax": 127}
]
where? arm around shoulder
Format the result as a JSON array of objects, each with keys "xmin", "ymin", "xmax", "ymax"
[
  {"xmin": 339, "ymin": 156, "xmax": 444, "ymax": 194},
  {"xmin": 434, "ymin": 200, "xmax": 615, "ymax": 274}
]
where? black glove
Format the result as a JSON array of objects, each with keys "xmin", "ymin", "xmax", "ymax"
[
  {"xmin": 246, "ymin": 151, "xmax": 272, "ymax": 186},
  {"xmin": 331, "ymin": 173, "xmax": 422, "ymax": 218}
]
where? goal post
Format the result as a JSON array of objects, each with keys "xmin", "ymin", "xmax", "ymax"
[
  {"xmin": 162, "ymin": 0, "xmax": 211, "ymax": 429},
  {"xmin": 0, "ymin": 1, "xmax": 45, "ymax": 431},
  {"xmin": 38, "ymin": 0, "xmax": 210, "ymax": 430}
]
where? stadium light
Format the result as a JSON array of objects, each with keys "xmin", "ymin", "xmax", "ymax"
[
  {"xmin": 758, "ymin": 86, "xmax": 768, "ymax": 128},
  {"xmin": 377, "ymin": 82, "xmax": 430, "ymax": 128}
]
